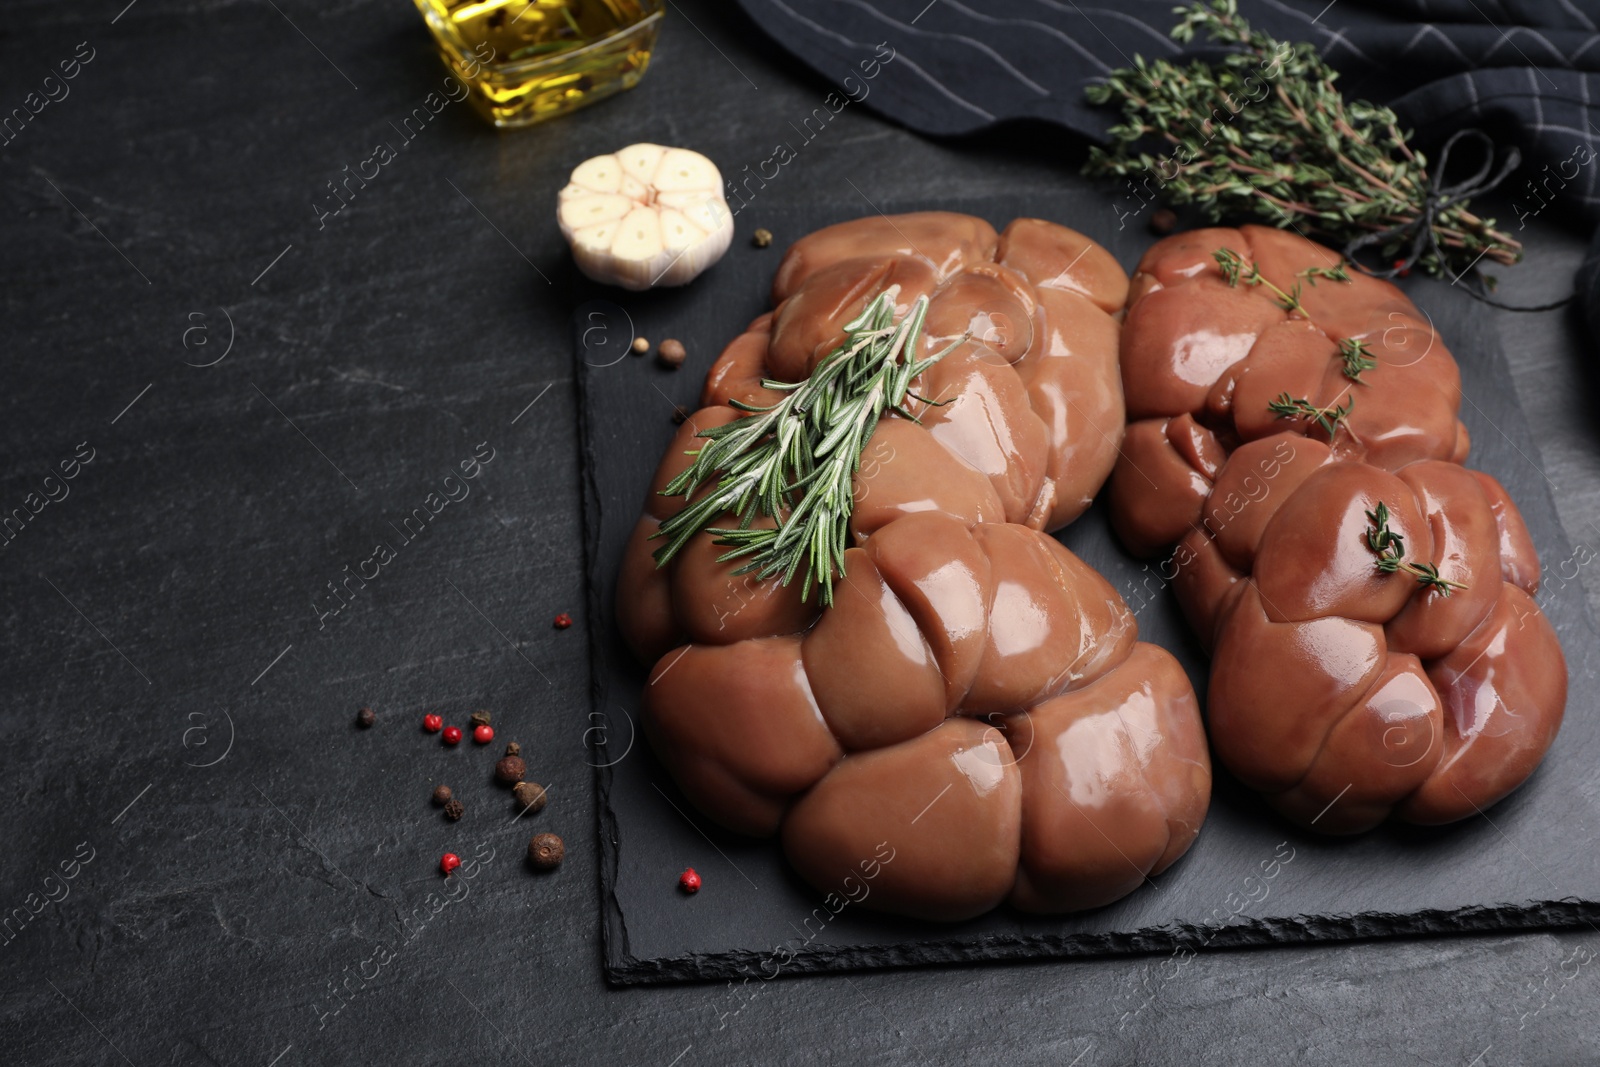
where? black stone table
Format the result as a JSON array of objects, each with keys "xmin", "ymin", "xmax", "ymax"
[{"xmin": 2, "ymin": 2, "xmax": 1598, "ymax": 1064}]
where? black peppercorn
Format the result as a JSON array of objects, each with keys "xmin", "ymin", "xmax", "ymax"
[
  {"xmin": 432, "ymin": 785, "xmax": 452, "ymax": 805},
  {"xmin": 528, "ymin": 832, "xmax": 564, "ymax": 870},
  {"xmin": 1149, "ymin": 207, "xmax": 1178, "ymax": 236},
  {"xmin": 492, "ymin": 742, "xmax": 524, "ymax": 783},
  {"xmin": 443, "ymin": 798, "xmax": 465, "ymax": 821},
  {"xmin": 512, "ymin": 781, "xmax": 547, "ymax": 813},
  {"xmin": 356, "ymin": 707, "xmax": 376, "ymax": 728},
  {"xmin": 671, "ymin": 405, "xmax": 690, "ymax": 425},
  {"xmin": 469, "ymin": 710, "xmax": 492, "ymax": 729}
]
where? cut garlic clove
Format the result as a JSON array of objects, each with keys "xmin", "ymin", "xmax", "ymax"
[
  {"xmin": 558, "ymin": 193, "xmax": 632, "ymax": 233},
  {"xmin": 617, "ymin": 143, "xmax": 667, "ymax": 184},
  {"xmin": 569, "ymin": 154, "xmax": 622, "ymax": 194},
  {"xmin": 557, "ymin": 142, "xmax": 735, "ymax": 291},
  {"xmin": 620, "ymin": 174, "xmax": 649, "ymax": 201},
  {"xmin": 659, "ymin": 209, "xmax": 703, "ymax": 252}
]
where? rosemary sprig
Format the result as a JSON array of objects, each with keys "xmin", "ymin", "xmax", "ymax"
[
  {"xmin": 1364, "ymin": 501, "xmax": 1466, "ymax": 596},
  {"xmin": 651, "ymin": 289, "xmax": 962, "ymax": 606},
  {"xmin": 1338, "ymin": 337, "xmax": 1377, "ymax": 382},
  {"xmin": 1268, "ymin": 392, "xmax": 1353, "ymax": 437},
  {"xmin": 1084, "ymin": 1, "xmax": 1520, "ymax": 277}
]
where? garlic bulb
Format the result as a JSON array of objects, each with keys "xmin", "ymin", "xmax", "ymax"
[{"xmin": 557, "ymin": 144, "xmax": 734, "ymax": 291}]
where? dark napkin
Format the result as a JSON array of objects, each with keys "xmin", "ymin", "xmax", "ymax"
[
  {"xmin": 735, "ymin": 0, "xmax": 1600, "ymax": 229},
  {"xmin": 1585, "ymin": 227, "xmax": 1600, "ymax": 340}
]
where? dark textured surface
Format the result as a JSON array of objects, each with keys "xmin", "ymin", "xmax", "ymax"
[
  {"xmin": 2, "ymin": 1, "xmax": 1600, "ymax": 1064},
  {"xmin": 581, "ymin": 198, "xmax": 1600, "ymax": 986}
]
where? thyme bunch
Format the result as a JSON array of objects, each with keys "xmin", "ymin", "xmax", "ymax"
[
  {"xmin": 651, "ymin": 289, "xmax": 961, "ymax": 606},
  {"xmin": 1085, "ymin": 1, "xmax": 1520, "ymax": 277}
]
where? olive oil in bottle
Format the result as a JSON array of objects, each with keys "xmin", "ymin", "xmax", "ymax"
[{"xmin": 413, "ymin": 0, "xmax": 663, "ymax": 128}]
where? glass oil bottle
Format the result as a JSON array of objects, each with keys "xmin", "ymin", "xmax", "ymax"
[{"xmin": 413, "ymin": 0, "xmax": 664, "ymax": 128}]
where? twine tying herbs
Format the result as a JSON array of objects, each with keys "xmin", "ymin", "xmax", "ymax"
[
  {"xmin": 1085, "ymin": 0, "xmax": 1571, "ymax": 313},
  {"xmin": 1344, "ymin": 129, "xmax": 1571, "ymax": 312}
]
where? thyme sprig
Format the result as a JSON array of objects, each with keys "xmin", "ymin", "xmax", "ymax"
[
  {"xmin": 1213, "ymin": 248, "xmax": 1308, "ymax": 316},
  {"xmin": 1364, "ymin": 501, "xmax": 1466, "ymax": 596},
  {"xmin": 1268, "ymin": 392, "xmax": 1353, "ymax": 437},
  {"xmin": 1214, "ymin": 246, "xmax": 1378, "ymax": 389},
  {"xmin": 1084, "ymin": 0, "xmax": 1520, "ymax": 277},
  {"xmin": 1338, "ymin": 337, "xmax": 1377, "ymax": 382},
  {"xmin": 1299, "ymin": 263, "xmax": 1350, "ymax": 285},
  {"xmin": 651, "ymin": 289, "xmax": 962, "ymax": 607}
]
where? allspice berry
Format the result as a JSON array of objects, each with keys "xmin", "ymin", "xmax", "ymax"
[
  {"xmin": 512, "ymin": 781, "xmax": 547, "ymax": 814},
  {"xmin": 432, "ymin": 785, "xmax": 452, "ymax": 805},
  {"xmin": 469, "ymin": 710, "xmax": 492, "ymax": 729},
  {"xmin": 528, "ymin": 832, "xmax": 564, "ymax": 870},
  {"xmin": 356, "ymin": 707, "xmax": 376, "ymax": 728},
  {"xmin": 443, "ymin": 798, "xmax": 465, "ymax": 821},
  {"xmin": 631, "ymin": 336, "xmax": 649, "ymax": 355},
  {"xmin": 495, "ymin": 740, "xmax": 526, "ymax": 784},
  {"xmin": 1148, "ymin": 207, "xmax": 1178, "ymax": 236},
  {"xmin": 752, "ymin": 228, "xmax": 773, "ymax": 248},
  {"xmin": 657, "ymin": 338, "xmax": 687, "ymax": 369},
  {"xmin": 671, "ymin": 405, "xmax": 690, "ymax": 425}
]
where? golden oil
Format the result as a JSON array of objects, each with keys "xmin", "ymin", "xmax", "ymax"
[{"xmin": 413, "ymin": 0, "xmax": 663, "ymax": 128}]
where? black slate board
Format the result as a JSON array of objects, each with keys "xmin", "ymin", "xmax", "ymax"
[{"xmin": 577, "ymin": 197, "xmax": 1600, "ymax": 986}]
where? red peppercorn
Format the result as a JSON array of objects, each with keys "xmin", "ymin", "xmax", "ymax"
[
  {"xmin": 553, "ymin": 613, "xmax": 573, "ymax": 630},
  {"xmin": 473, "ymin": 724, "xmax": 494, "ymax": 744},
  {"xmin": 679, "ymin": 868, "xmax": 702, "ymax": 894},
  {"xmin": 422, "ymin": 713, "xmax": 443, "ymax": 733},
  {"xmin": 442, "ymin": 725, "xmax": 463, "ymax": 746},
  {"xmin": 440, "ymin": 853, "xmax": 461, "ymax": 875},
  {"xmin": 1393, "ymin": 258, "xmax": 1411, "ymax": 278}
]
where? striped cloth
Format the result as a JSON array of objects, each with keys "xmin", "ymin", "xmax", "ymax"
[{"xmin": 735, "ymin": 0, "xmax": 1600, "ymax": 330}]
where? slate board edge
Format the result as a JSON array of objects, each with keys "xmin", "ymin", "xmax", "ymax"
[
  {"xmin": 575, "ymin": 337, "xmax": 635, "ymax": 986},
  {"xmin": 574, "ymin": 313, "xmax": 1600, "ymax": 984},
  {"xmin": 601, "ymin": 900, "xmax": 1600, "ymax": 986}
]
